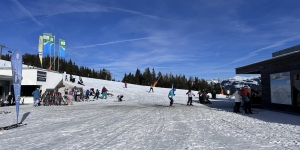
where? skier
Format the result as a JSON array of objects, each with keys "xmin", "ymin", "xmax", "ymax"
[
  {"xmin": 94, "ymin": 89, "xmax": 100, "ymax": 100},
  {"xmin": 168, "ymin": 88, "xmax": 176, "ymax": 106},
  {"xmin": 85, "ymin": 89, "xmax": 90, "ymax": 100},
  {"xmin": 149, "ymin": 84, "xmax": 154, "ymax": 93},
  {"xmin": 186, "ymin": 89, "xmax": 195, "ymax": 106},
  {"xmin": 101, "ymin": 87, "xmax": 108, "ymax": 99},
  {"xmin": 32, "ymin": 88, "xmax": 41, "ymax": 107},
  {"xmin": 124, "ymin": 81, "xmax": 127, "ymax": 88}
]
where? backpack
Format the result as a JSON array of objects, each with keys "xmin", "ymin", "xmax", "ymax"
[{"xmin": 241, "ymin": 93, "xmax": 250, "ymax": 101}]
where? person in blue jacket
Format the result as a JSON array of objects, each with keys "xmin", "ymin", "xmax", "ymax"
[
  {"xmin": 85, "ymin": 89, "xmax": 90, "ymax": 100},
  {"xmin": 168, "ymin": 88, "xmax": 176, "ymax": 106},
  {"xmin": 32, "ymin": 88, "xmax": 41, "ymax": 107},
  {"xmin": 94, "ymin": 89, "xmax": 100, "ymax": 100}
]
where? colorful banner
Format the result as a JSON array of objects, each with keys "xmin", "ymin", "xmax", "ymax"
[
  {"xmin": 11, "ymin": 51, "xmax": 23, "ymax": 124},
  {"xmin": 43, "ymin": 33, "xmax": 51, "ymax": 56},
  {"xmin": 38, "ymin": 36, "xmax": 43, "ymax": 67},
  {"xmin": 59, "ymin": 39, "xmax": 66, "ymax": 58},
  {"xmin": 50, "ymin": 35, "xmax": 55, "ymax": 57}
]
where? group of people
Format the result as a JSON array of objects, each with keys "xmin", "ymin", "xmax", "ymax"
[
  {"xmin": 198, "ymin": 89, "xmax": 212, "ymax": 104},
  {"xmin": 29, "ymin": 75, "xmax": 130, "ymax": 106},
  {"xmin": 233, "ymin": 86, "xmax": 253, "ymax": 114},
  {"xmin": 68, "ymin": 75, "xmax": 76, "ymax": 83},
  {"xmin": 31, "ymin": 78, "xmax": 253, "ymax": 113},
  {"xmin": 168, "ymin": 88, "xmax": 213, "ymax": 107},
  {"xmin": 65, "ymin": 75, "xmax": 85, "ymax": 85},
  {"xmin": 32, "ymin": 88, "xmax": 66, "ymax": 107},
  {"xmin": 31, "ymin": 86, "xmax": 111, "ymax": 107},
  {"xmin": 86, "ymin": 87, "xmax": 109, "ymax": 99}
]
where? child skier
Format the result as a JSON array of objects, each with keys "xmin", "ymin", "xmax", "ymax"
[
  {"xmin": 186, "ymin": 89, "xmax": 195, "ymax": 106},
  {"xmin": 168, "ymin": 88, "xmax": 176, "ymax": 106}
]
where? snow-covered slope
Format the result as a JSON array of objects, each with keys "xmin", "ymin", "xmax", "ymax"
[{"xmin": 1, "ymin": 60, "xmax": 300, "ymax": 149}]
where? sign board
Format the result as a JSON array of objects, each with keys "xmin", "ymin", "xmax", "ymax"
[{"xmin": 37, "ymin": 71, "xmax": 47, "ymax": 82}]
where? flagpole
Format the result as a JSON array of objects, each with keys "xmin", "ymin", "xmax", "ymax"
[
  {"xmin": 58, "ymin": 38, "xmax": 60, "ymax": 72},
  {"xmin": 50, "ymin": 49, "xmax": 51, "ymax": 70},
  {"xmin": 50, "ymin": 35, "xmax": 52, "ymax": 70},
  {"xmin": 54, "ymin": 36, "xmax": 56, "ymax": 71}
]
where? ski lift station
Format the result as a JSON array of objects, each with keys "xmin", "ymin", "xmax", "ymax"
[
  {"xmin": 236, "ymin": 44, "xmax": 300, "ymax": 114},
  {"xmin": 0, "ymin": 61, "xmax": 78, "ymax": 104}
]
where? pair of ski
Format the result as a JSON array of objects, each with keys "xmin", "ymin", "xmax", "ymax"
[
  {"xmin": 0, "ymin": 111, "xmax": 11, "ymax": 114},
  {"xmin": 0, "ymin": 122, "xmax": 27, "ymax": 131}
]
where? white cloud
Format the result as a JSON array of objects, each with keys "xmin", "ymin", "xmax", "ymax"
[{"xmin": 12, "ymin": 0, "xmax": 43, "ymax": 26}]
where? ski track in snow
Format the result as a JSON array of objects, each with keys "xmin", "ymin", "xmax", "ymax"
[{"xmin": 1, "ymin": 77, "xmax": 300, "ymax": 149}]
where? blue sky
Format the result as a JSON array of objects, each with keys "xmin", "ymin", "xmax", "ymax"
[{"xmin": 1, "ymin": 0, "xmax": 300, "ymax": 81}]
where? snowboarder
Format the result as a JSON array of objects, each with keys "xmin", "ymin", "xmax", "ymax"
[
  {"xmin": 117, "ymin": 95, "xmax": 124, "ymax": 101},
  {"xmin": 168, "ymin": 88, "xmax": 176, "ymax": 106},
  {"xmin": 78, "ymin": 76, "xmax": 85, "ymax": 85}
]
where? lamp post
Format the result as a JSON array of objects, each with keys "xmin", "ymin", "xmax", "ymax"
[{"xmin": 0, "ymin": 44, "xmax": 6, "ymax": 60}]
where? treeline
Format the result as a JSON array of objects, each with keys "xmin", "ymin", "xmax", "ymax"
[
  {"xmin": 1, "ymin": 53, "xmax": 113, "ymax": 81},
  {"xmin": 1, "ymin": 53, "xmax": 221, "ymax": 92},
  {"xmin": 122, "ymin": 68, "xmax": 222, "ymax": 92}
]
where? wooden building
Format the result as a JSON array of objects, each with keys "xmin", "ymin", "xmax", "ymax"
[{"xmin": 236, "ymin": 44, "xmax": 300, "ymax": 114}]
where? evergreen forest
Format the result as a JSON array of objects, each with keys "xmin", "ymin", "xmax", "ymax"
[{"xmin": 1, "ymin": 54, "xmax": 221, "ymax": 93}]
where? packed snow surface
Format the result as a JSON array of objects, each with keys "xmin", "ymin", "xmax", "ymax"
[{"xmin": 1, "ymin": 77, "xmax": 300, "ymax": 150}]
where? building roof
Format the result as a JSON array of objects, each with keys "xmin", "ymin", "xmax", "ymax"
[
  {"xmin": 236, "ymin": 49, "xmax": 300, "ymax": 74},
  {"xmin": 272, "ymin": 44, "xmax": 300, "ymax": 57},
  {"xmin": 0, "ymin": 75, "xmax": 12, "ymax": 80}
]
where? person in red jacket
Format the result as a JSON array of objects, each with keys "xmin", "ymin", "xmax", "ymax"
[
  {"xmin": 101, "ymin": 87, "xmax": 108, "ymax": 99},
  {"xmin": 240, "ymin": 86, "xmax": 252, "ymax": 114}
]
